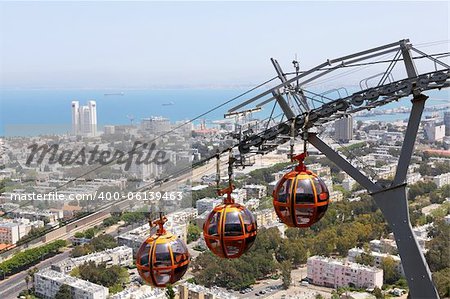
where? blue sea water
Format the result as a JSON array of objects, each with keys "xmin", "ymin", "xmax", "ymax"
[{"xmin": 0, "ymin": 88, "xmax": 448, "ymax": 137}]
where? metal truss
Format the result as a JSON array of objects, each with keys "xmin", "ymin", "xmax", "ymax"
[{"xmin": 230, "ymin": 39, "xmax": 449, "ymax": 298}]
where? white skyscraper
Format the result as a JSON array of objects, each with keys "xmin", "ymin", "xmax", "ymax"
[
  {"xmin": 334, "ymin": 116, "xmax": 353, "ymax": 143},
  {"xmin": 71, "ymin": 100, "xmax": 98, "ymax": 136},
  {"xmin": 71, "ymin": 101, "xmax": 80, "ymax": 135}
]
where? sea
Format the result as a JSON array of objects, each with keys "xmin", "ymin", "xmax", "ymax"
[{"xmin": 0, "ymin": 88, "xmax": 448, "ymax": 137}]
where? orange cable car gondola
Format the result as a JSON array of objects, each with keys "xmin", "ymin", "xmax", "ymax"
[
  {"xmin": 136, "ymin": 213, "xmax": 190, "ymax": 287},
  {"xmin": 203, "ymin": 152, "xmax": 257, "ymax": 258},
  {"xmin": 203, "ymin": 184, "xmax": 258, "ymax": 258},
  {"xmin": 273, "ymin": 152, "xmax": 330, "ymax": 228}
]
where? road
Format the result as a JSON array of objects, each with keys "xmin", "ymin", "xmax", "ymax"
[{"xmin": 0, "ymin": 250, "xmax": 71, "ymax": 299}]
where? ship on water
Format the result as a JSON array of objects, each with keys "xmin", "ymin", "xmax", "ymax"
[
  {"xmin": 162, "ymin": 101, "xmax": 175, "ymax": 106},
  {"xmin": 104, "ymin": 92, "xmax": 124, "ymax": 96}
]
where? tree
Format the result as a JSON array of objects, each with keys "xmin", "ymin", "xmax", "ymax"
[
  {"xmin": 55, "ymin": 284, "xmax": 72, "ymax": 299},
  {"xmin": 75, "ymin": 261, "xmax": 129, "ymax": 294},
  {"xmin": 165, "ymin": 284, "xmax": 176, "ymax": 299},
  {"xmin": 425, "ymin": 220, "xmax": 450, "ymax": 272},
  {"xmin": 373, "ymin": 286, "xmax": 384, "ymax": 299},
  {"xmin": 381, "ymin": 256, "xmax": 400, "ymax": 284},
  {"xmin": 187, "ymin": 223, "xmax": 202, "ymax": 244},
  {"xmin": 355, "ymin": 251, "xmax": 375, "ymax": 267},
  {"xmin": 24, "ymin": 275, "xmax": 30, "ymax": 291},
  {"xmin": 280, "ymin": 260, "xmax": 291, "ymax": 289},
  {"xmin": 433, "ymin": 268, "xmax": 450, "ymax": 298}
]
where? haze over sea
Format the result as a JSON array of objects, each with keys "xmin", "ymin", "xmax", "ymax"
[{"xmin": 0, "ymin": 88, "xmax": 448, "ymax": 137}]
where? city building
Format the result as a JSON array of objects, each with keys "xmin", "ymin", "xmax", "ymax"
[
  {"xmin": 72, "ymin": 100, "xmax": 97, "ymax": 136},
  {"xmin": 307, "ymin": 256, "xmax": 383, "ymax": 289},
  {"xmin": 0, "ymin": 218, "xmax": 44, "ymax": 244},
  {"xmin": 103, "ymin": 125, "xmax": 115, "ymax": 135},
  {"xmin": 444, "ymin": 111, "xmax": 450, "ymax": 136},
  {"xmin": 369, "ymin": 238, "xmax": 398, "ymax": 254},
  {"xmin": 245, "ymin": 198, "xmax": 260, "ymax": 210},
  {"xmin": 423, "ymin": 120, "xmax": 445, "ymax": 142},
  {"xmin": 254, "ymin": 209, "xmax": 278, "ymax": 227},
  {"xmin": 243, "ymin": 184, "xmax": 267, "ymax": 199},
  {"xmin": 196, "ymin": 198, "xmax": 222, "ymax": 215},
  {"xmin": 178, "ymin": 282, "xmax": 238, "ymax": 299},
  {"xmin": 342, "ymin": 176, "xmax": 356, "ymax": 191},
  {"xmin": 8, "ymin": 208, "xmax": 60, "ymax": 227},
  {"xmin": 433, "ymin": 172, "xmax": 450, "ymax": 188},
  {"xmin": 348, "ymin": 248, "xmax": 404, "ymax": 275},
  {"xmin": 34, "ymin": 269, "xmax": 109, "ymax": 299},
  {"xmin": 110, "ymin": 285, "xmax": 165, "ymax": 299},
  {"xmin": 0, "ymin": 222, "xmax": 19, "ymax": 244},
  {"xmin": 51, "ymin": 246, "xmax": 133, "ymax": 273},
  {"xmin": 141, "ymin": 116, "xmax": 170, "ymax": 134},
  {"xmin": 329, "ymin": 190, "xmax": 344, "ymax": 202},
  {"xmin": 334, "ymin": 116, "xmax": 354, "ymax": 143}
]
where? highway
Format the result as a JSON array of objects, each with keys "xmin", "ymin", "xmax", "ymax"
[{"xmin": 0, "ymin": 250, "xmax": 71, "ymax": 299}]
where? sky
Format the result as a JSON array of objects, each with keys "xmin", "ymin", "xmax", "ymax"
[{"xmin": 0, "ymin": 1, "xmax": 449, "ymax": 89}]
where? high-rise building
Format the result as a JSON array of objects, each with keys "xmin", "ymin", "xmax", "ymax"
[
  {"xmin": 334, "ymin": 116, "xmax": 353, "ymax": 143},
  {"xmin": 444, "ymin": 111, "xmax": 450, "ymax": 136},
  {"xmin": 71, "ymin": 101, "xmax": 79, "ymax": 135},
  {"xmin": 71, "ymin": 100, "xmax": 97, "ymax": 136},
  {"xmin": 423, "ymin": 120, "xmax": 445, "ymax": 142}
]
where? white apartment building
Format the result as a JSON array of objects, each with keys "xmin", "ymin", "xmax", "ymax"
[
  {"xmin": 51, "ymin": 246, "xmax": 133, "ymax": 273},
  {"xmin": 243, "ymin": 184, "xmax": 267, "ymax": 199},
  {"xmin": 110, "ymin": 285, "xmax": 165, "ymax": 299},
  {"xmin": 245, "ymin": 198, "xmax": 260, "ymax": 210},
  {"xmin": 307, "ymin": 256, "xmax": 383, "ymax": 289},
  {"xmin": 254, "ymin": 208, "xmax": 278, "ymax": 227},
  {"xmin": 433, "ymin": 172, "xmax": 450, "ymax": 188},
  {"xmin": 0, "ymin": 222, "xmax": 20, "ymax": 244},
  {"xmin": 423, "ymin": 121, "xmax": 445, "ymax": 142},
  {"xmin": 196, "ymin": 198, "xmax": 222, "ymax": 215},
  {"xmin": 369, "ymin": 238, "xmax": 398, "ymax": 254},
  {"xmin": 178, "ymin": 282, "xmax": 238, "ymax": 299},
  {"xmin": 342, "ymin": 176, "xmax": 356, "ymax": 191},
  {"xmin": 348, "ymin": 248, "xmax": 404, "ymax": 275},
  {"xmin": 34, "ymin": 269, "xmax": 109, "ymax": 299},
  {"xmin": 0, "ymin": 218, "xmax": 44, "ymax": 244}
]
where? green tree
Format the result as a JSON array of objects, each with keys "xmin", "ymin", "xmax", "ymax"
[
  {"xmin": 373, "ymin": 286, "xmax": 384, "ymax": 299},
  {"xmin": 433, "ymin": 268, "xmax": 450, "ymax": 298},
  {"xmin": 381, "ymin": 256, "xmax": 400, "ymax": 284},
  {"xmin": 355, "ymin": 251, "xmax": 375, "ymax": 267},
  {"xmin": 426, "ymin": 220, "xmax": 450, "ymax": 272},
  {"xmin": 187, "ymin": 223, "xmax": 202, "ymax": 244},
  {"xmin": 75, "ymin": 261, "xmax": 129, "ymax": 294},
  {"xmin": 55, "ymin": 284, "xmax": 72, "ymax": 299},
  {"xmin": 165, "ymin": 284, "xmax": 176, "ymax": 299},
  {"xmin": 280, "ymin": 260, "xmax": 291, "ymax": 290}
]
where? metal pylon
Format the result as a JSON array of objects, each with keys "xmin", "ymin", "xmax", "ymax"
[{"xmin": 308, "ymin": 94, "xmax": 439, "ymax": 299}]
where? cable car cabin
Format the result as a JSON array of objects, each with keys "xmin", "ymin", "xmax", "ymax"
[
  {"xmin": 136, "ymin": 215, "xmax": 190, "ymax": 287},
  {"xmin": 203, "ymin": 186, "xmax": 257, "ymax": 258},
  {"xmin": 273, "ymin": 154, "xmax": 330, "ymax": 228}
]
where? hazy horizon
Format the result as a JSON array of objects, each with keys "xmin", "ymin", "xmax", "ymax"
[{"xmin": 0, "ymin": 1, "xmax": 449, "ymax": 89}]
